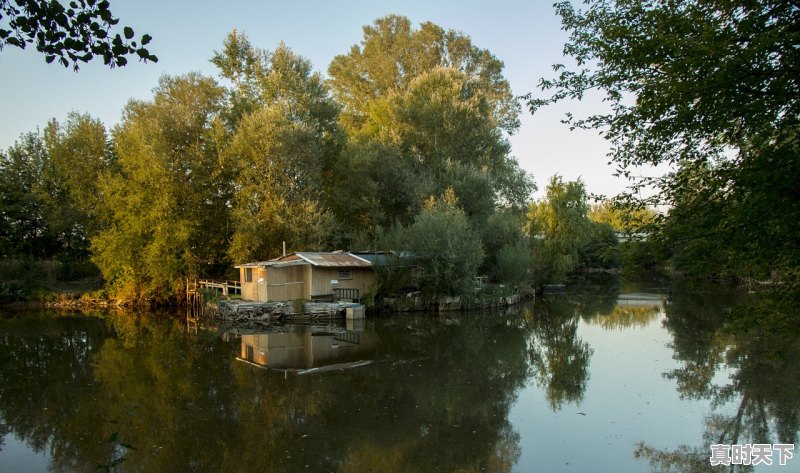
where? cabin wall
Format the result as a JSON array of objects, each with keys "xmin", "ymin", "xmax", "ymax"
[
  {"xmin": 309, "ymin": 267, "xmax": 374, "ymax": 298},
  {"xmin": 265, "ymin": 265, "xmax": 306, "ymax": 302},
  {"xmin": 239, "ymin": 267, "xmax": 267, "ymax": 301}
]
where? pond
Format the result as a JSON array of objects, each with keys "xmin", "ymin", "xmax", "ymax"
[{"xmin": 0, "ymin": 274, "xmax": 797, "ymax": 472}]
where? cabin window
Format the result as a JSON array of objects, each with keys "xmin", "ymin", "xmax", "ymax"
[
  {"xmin": 245, "ymin": 268, "xmax": 253, "ymax": 283},
  {"xmin": 338, "ymin": 269, "xmax": 352, "ymax": 280}
]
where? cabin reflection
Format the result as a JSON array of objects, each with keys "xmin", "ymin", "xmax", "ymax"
[
  {"xmin": 237, "ymin": 323, "xmax": 379, "ymax": 371},
  {"xmin": 615, "ymin": 292, "xmax": 666, "ymax": 308}
]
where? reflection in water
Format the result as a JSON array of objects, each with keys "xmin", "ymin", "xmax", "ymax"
[
  {"xmin": 237, "ymin": 324, "xmax": 379, "ymax": 371},
  {"xmin": 1, "ymin": 275, "xmax": 797, "ymax": 472},
  {"xmin": 586, "ymin": 293, "xmax": 665, "ymax": 330},
  {"xmin": 0, "ymin": 311, "xmax": 531, "ymax": 472},
  {"xmin": 636, "ymin": 284, "xmax": 800, "ymax": 472},
  {"xmin": 524, "ymin": 300, "xmax": 592, "ymax": 410}
]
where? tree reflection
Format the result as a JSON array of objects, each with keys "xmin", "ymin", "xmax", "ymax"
[
  {"xmin": 0, "ymin": 310, "xmax": 534, "ymax": 472},
  {"xmin": 525, "ymin": 297, "xmax": 593, "ymax": 410},
  {"xmin": 636, "ymin": 285, "xmax": 800, "ymax": 472}
]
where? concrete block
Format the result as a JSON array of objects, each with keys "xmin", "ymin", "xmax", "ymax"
[{"xmin": 346, "ymin": 306, "xmax": 365, "ymax": 320}]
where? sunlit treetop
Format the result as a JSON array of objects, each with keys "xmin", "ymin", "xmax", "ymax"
[{"xmin": 0, "ymin": 0, "xmax": 157, "ymax": 70}]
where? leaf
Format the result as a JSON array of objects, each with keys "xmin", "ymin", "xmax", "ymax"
[
  {"xmin": 6, "ymin": 37, "xmax": 23, "ymax": 48},
  {"xmin": 45, "ymin": 54, "xmax": 55, "ymax": 63},
  {"xmin": 141, "ymin": 34, "xmax": 151, "ymax": 45},
  {"xmin": 123, "ymin": 26, "xmax": 134, "ymax": 40}
]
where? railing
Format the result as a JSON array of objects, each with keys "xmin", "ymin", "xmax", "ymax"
[
  {"xmin": 334, "ymin": 288, "xmax": 360, "ymax": 302},
  {"xmin": 199, "ymin": 280, "xmax": 242, "ymax": 297},
  {"xmin": 334, "ymin": 330, "xmax": 362, "ymax": 345}
]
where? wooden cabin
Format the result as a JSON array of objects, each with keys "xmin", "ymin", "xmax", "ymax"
[{"xmin": 235, "ymin": 251, "xmax": 374, "ymax": 302}]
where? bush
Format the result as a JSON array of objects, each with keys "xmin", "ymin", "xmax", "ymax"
[{"xmin": 407, "ymin": 191, "xmax": 485, "ymax": 300}]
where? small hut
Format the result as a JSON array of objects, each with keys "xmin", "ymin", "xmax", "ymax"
[{"xmin": 235, "ymin": 251, "xmax": 374, "ymax": 302}]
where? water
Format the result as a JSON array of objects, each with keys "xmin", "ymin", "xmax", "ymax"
[{"xmin": 0, "ymin": 274, "xmax": 797, "ymax": 472}]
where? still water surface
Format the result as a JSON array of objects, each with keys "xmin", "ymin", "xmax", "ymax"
[{"xmin": 0, "ymin": 275, "xmax": 797, "ymax": 472}]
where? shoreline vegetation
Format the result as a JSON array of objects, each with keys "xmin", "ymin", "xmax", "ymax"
[
  {"xmin": 2, "ymin": 8, "xmax": 797, "ymax": 324},
  {"xmin": 0, "ymin": 264, "xmax": 776, "ymax": 317}
]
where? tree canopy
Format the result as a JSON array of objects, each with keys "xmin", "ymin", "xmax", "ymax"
[
  {"xmin": 0, "ymin": 0, "xmax": 156, "ymax": 69},
  {"xmin": 1, "ymin": 18, "xmax": 541, "ymax": 301},
  {"xmin": 329, "ymin": 14, "xmax": 519, "ymax": 136},
  {"xmin": 527, "ymin": 176, "xmax": 593, "ymax": 284},
  {"xmin": 328, "ymin": 15, "xmax": 533, "ymax": 241},
  {"xmin": 91, "ymin": 73, "xmax": 230, "ymax": 299},
  {"xmin": 532, "ymin": 0, "xmax": 800, "ymax": 282}
]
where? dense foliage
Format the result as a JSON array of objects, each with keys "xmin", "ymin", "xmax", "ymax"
[
  {"xmin": 532, "ymin": 0, "xmax": 800, "ymax": 285},
  {"xmin": 0, "ymin": 17, "xmax": 540, "ymax": 302}
]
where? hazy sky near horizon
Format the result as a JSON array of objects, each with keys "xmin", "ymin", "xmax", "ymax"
[{"xmin": 0, "ymin": 0, "xmax": 641, "ymax": 198}]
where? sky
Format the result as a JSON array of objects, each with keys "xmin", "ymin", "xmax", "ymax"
[{"xmin": 0, "ymin": 0, "xmax": 638, "ymax": 199}]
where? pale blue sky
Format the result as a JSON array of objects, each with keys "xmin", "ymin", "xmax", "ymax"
[{"xmin": 0, "ymin": 0, "xmax": 635, "ymax": 198}]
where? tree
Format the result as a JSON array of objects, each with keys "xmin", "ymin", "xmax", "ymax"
[
  {"xmin": 41, "ymin": 112, "xmax": 110, "ymax": 262},
  {"xmin": 527, "ymin": 176, "xmax": 593, "ymax": 284},
  {"xmin": 406, "ymin": 189, "xmax": 485, "ymax": 299},
  {"xmin": 91, "ymin": 73, "xmax": 231, "ymax": 300},
  {"xmin": 0, "ymin": 113, "xmax": 109, "ymax": 269},
  {"xmin": 218, "ymin": 38, "xmax": 343, "ymax": 263},
  {"xmin": 0, "ymin": 0, "xmax": 156, "ymax": 69},
  {"xmin": 328, "ymin": 17, "xmax": 533, "ymax": 238},
  {"xmin": 589, "ymin": 200, "xmax": 657, "ymax": 234},
  {"xmin": 329, "ymin": 14, "xmax": 519, "ymax": 137},
  {"xmin": 481, "ymin": 209, "xmax": 529, "ymax": 283},
  {"xmin": 0, "ymin": 131, "xmax": 53, "ymax": 258},
  {"xmin": 531, "ymin": 0, "xmax": 800, "ymax": 283}
]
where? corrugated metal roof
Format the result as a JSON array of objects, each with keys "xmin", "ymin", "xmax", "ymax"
[
  {"xmin": 234, "ymin": 261, "xmax": 271, "ymax": 268},
  {"xmin": 238, "ymin": 252, "xmax": 372, "ymax": 269},
  {"xmin": 294, "ymin": 252, "xmax": 372, "ymax": 268}
]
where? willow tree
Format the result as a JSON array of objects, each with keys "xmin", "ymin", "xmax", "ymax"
[
  {"xmin": 527, "ymin": 176, "xmax": 593, "ymax": 284},
  {"xmin": 216, "ymin": 35, "xmax": 342, "ymax": 263},
  {"xmin": 532, "ymin": 0, "xmax": 800, "ymax": 282},
  {"xmin": 91, "ymin": 73, "xmax": 232, "ymax": 300}
]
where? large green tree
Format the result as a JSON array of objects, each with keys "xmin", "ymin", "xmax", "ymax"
[
  {"xmin": 531, "ymin": 0, "xmax": 800, "ymax": 282},
  {"xmin": 329, "ymin": 14, "xmax": 519, "ymax": 136},
  {"xmin": 328, "ymin": 16, "xmax": 533, "ymax": 241},
  {"xmin": 214, "ymin": 34, "xmax": 343, "ymax": 263},
  {"xmin": 41, "ymin": 112, "xmax": 110, "ymax": 261},
  {"xmin": 0, "ymin": 113, "xmax": 109, "ymax": 263},
  {"xmin": 527, "ymin": 176, "xmax": 593, "ymax": 284},
  {"xmin": 0, "ymin": 131, "xmax": 52, "ymax": 258},
  {"xmin": 406, "ymin": 189, "xmax": 485, "ymax": 300},
  {"xmin": 91, "ymin": 73, "xmax": 232, "ymax": 300}
]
